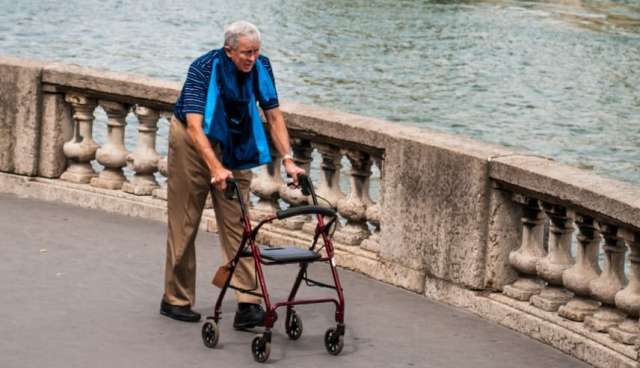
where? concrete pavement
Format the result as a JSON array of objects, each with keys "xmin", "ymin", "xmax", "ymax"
[{"xmin": 0, "ymin": 193, "xmax": 590, "ymax": 368}]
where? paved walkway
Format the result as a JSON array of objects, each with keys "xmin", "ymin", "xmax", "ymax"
[{"xmin": 0, "ymin": 193, "xmax": 589, "ymax": 368}]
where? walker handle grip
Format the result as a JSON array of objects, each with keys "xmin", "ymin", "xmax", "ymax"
[
  {"xmin": 276, "ymin": 205, "xmax": 337, "ymax": 220},
  {"xmin": 298, "ymin": 174, "xmax": 312, "ymax": 196},
  {"xmin": 224, "ymin": 178, "xmax": 238, "ymax": 200}
]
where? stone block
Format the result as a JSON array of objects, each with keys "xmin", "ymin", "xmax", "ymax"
[
  {"xmin": 484, "ymin": 185, "xmax": 521, "ymax": 289},
  {"xmin": 152, "ymin": 186, "xmax": 168, "ymax": 201},
  {"xmin": 502, "ymin": 278, "xmax": 544, "ymax": 301},
  {"xmin": 558, "ymin": 298, "xmax": 601, "ymax": 322},
  {"xmin": 609, "ymin": 319, "xmax": 640, "ymax": 346},
  {"xmin": 380, "ymin": 135, "xmax": 512, "ymax": 290},
  {"xmin": 585, "ymin": 308, "xmax": 627, "ymax": 333},
  {"xmin": 0, "ymin": 56, "xmax": 44, "ymax": 176},
  {"xmin": 38, "ymin": 93, "xmax": 73, "ymax": 178},
  {"xmin": 530, "ymin": 287, "xmax": 573, "ymax": 312}
]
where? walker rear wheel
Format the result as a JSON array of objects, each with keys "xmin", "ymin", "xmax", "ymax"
[
  {"xmin": 285, "ymin": 311, "xmax": 303, "ymax": 340},
  {"xmin": 324, "ymin": 327, "xmax": 343, "ymax": 355},
  {"xmin": 201, "ymin": 320, "xmax": 219, "ymax": 348},
  {"xmin": 251, "ymin": 335, "xmax": 271, "ymax": 363}
]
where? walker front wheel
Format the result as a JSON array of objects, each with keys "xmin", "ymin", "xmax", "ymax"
[
  {"xmin": 201, "ymin": 320, "xmax": 220, "ymax": 348},
  {"xmin": 324, "ymin": 327, "xmax": 344, "ymax": 355},
  {"xmin": 285, "ymin": 311, "xmax": 303, "ymax": 340},
  {"xmin": 251, "ymin": 335, "xmax": 271, "ymax": 363}
]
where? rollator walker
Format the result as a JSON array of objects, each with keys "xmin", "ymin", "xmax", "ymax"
[{"xmin": 201, "ymin": 174, "xmax": 346, "ymax": 362}]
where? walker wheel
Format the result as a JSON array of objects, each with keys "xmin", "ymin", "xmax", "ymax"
[
  {"xmin": 324, "ymin": 327, "xmax": 344, "ymax": 355},
  {"xmin": 201, "ymin": 320, "xmax": 219, "ymax": 348},
  {"xmin": 251, "ymin": 335, "xmax": 271, "ymax": 363},
  {"xmin": 285, "ymin": 311, "xmax": 303, "ymax": 340}
]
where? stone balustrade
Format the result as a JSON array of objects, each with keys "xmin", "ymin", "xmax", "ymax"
[
  {"xmin": 36, "ymin": 81, "xmax": 385, "ymax": 254},
  {"xmin": 501, "ymin": 195, "xmax": 638, "ymax": 345},
  {"xmin": 44, "ymin": 90, "xmax": 169, "ymax": 198},
  {"xmin": 1, "ymin": 56, "xmax": 639, "ymax": 368},
  {"xmin": 491, "ymin": 156, "xmax": 640, "ymax": 366},
  {"xmin": 248, "ymin": 136, "xmax": 383, "ymax": 256}
]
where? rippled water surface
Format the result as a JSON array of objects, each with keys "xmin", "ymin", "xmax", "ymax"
[{"xmin": 1, "ymin": 0, "xmax": 639, "ymax": 184}]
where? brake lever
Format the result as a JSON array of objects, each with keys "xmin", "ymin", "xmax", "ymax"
[
  {"xmin": 284, "ymin": 173, "xmax": 312, "ymax": 196},
  {"xmin": 298, "ymin": 174, "xmax": 312, "ymax": 196},
  {"xmin": 285, "ymin": 180, "xmax": 312, "ymax": 196},
  {"xmin": 224, "ymin": 178, "xmax": 237, "ymax": 200}
]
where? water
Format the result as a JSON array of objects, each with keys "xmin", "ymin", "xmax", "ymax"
[{"xmin": 1, "ymin": 0, "xmax": 639, "ymax": 185}]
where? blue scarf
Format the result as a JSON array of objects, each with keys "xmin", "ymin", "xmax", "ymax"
[{"xmin": 203, "ymin": 49, "xmax": 275, "ymax": 170}]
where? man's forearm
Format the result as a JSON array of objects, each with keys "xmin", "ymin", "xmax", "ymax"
[
  {"xmin": 185, "ymin": 113, "xmax": 224, "ymax": 177},
  {"xmin": 265, "ymin": 108, "xmax": 293, "ymax": 158},
  {"xmin": 264, "ymin": 107, "xmax": 305, "ymax": 183}
]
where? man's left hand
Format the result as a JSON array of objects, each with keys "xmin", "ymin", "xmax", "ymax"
[{"xmin": 284, "ymin": 159, "xmax": 305, "ymax": 186}]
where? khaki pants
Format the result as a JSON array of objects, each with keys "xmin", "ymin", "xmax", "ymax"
[{"xmin": 163, "ymin": 117, "xmax": 261, "ymax": 306}]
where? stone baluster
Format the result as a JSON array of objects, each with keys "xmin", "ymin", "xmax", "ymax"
[
  {"xmin": 60, "ymin": 93, "xmax": 99, "ymax": 184},
  {"xmin": 361, "ymin": 157, "xmax": 383, "ymax": 253},
  {"xmin": 277, "ymin": 139, "xmax": 312, "ymax": 230},
  {"xmin": 152, "ymin": 113, "xmax": 172, "ymax": 201},
  {"xmin": 584, "ymin": 224, "xmax": 628, "ymax": 332},
  {"xmin": 302, "ymin": 143, "xmax": 345, "ymax": 235},
  {"xmin": 90, "ymin": 100, "xmax": 129, "ymax": 189},
  {"xmin": 609, "ymin": 230, "xmax": 640, "ymax": 345},
  {"xmin": 531, "ymin": 203, "xmax": 575, "ymax": 311},
  {"xmin": 152, "ymin": 156, "xmax": 168, "ymax": 200},
  {"xmin": 558, "ymin": 214, "xmax": 602, "ymax": 321},
  {"xmin": 251, "ymin": 150, "xmax": 284, "ymax": 221},
  {"xmin": 335, "ymin": 149, "xmax": 372, "ymax": 245},
  {"xmin": 314, "ymin": 143, "xmax": 345, "ymax": 207},
  {"xmin": 361, "ymin": 156, "xmax": 375, "ymax": 208},
  {"xmin": 503, "ymin": 196, "xmax": 546, "ymax": 301},
  {"xmin": 122, "ymin": 106, "xmax": 161, "ymax": 195}
]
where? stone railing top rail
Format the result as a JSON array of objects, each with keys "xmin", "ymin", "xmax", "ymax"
[
  {"xmin": 4, "ymin": 55, "xmax": 640, "ymax": 230},
  {"xmin": 42, "ymin": 62, "xmax": 181, "ymax": 111},
  {"xmin": 279, "ymin": 101, "xmax": 514, "ymax": 159},
  {"xmin": 491, "ymin": 155, "xmax": 640, "ymax": 232},
  {"xmin": 0, "ymin": 56, "xmax": 179, "ymax": 110}
]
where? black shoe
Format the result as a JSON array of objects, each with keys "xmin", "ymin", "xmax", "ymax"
[
  {"xmin": 233, "ymin": 303, "xmax": 265, "ymax": 329},
  {"xmin": 160, "ymin": 300, "xmax": 201, "ymax": 322}
]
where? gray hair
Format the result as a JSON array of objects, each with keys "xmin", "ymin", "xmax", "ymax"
[{"xmin": 224, "ymin": 21, "xmax": 261, "ymax": 49}]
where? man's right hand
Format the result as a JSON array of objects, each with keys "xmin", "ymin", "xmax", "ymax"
[{"xmin": 211, "ymin": 167, "xmax": 233, "ymax": 192}]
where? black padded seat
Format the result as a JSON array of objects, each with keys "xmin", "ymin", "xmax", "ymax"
[{"xmin": 241, "ymin": 245, "xmax": 321, "ymax": 263}]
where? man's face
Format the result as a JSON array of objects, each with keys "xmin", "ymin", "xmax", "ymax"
[{"xmin": 226, "ymin": 36, "xmax": 260, "ymax": 73}]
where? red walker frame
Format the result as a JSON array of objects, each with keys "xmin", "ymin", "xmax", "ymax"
[{"xmin": 201, "ymin": 174, "xmax": 346, "ymax": 362}]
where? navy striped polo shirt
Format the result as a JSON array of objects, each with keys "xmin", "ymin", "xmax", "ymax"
[{"xmin": 173, "ymin": 49, "xmax": 279, "ymax": 124}]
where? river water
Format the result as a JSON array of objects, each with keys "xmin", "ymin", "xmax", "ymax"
[{"xmin": 1, "ymin": 0, "xmax": 639, "ymax": 185}]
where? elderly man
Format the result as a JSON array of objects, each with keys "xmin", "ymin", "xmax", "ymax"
[{"xmin": 161, "ymin": 21, "xmax": 304, "ymax": 326}]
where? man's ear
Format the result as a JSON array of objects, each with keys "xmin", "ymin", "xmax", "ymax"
[{"xmin": 224, "ymin": 46, "xmax": 232, "ymax": 57}]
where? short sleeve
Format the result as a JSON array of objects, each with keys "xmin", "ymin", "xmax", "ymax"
[
  {"xmin": 180, "ymin": 62, "xmax": 208, "ymax": 115},
  {"xmin": 256, "ymin": 56, "xmax": 279, "ymax": 110}
]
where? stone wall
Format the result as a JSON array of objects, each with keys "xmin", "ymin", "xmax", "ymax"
[{"xmin": 0, "ymin": 56, "xmax": 638, "ymax": 368}]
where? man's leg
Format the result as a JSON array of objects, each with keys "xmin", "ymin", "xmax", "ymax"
[
  {"xmin": 210, "ymin": 169, "xmax": 265, "ymax": 328},
  {"xmin": 162, "ymin": 117, "xmax": 209, "ymax": 322}
]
